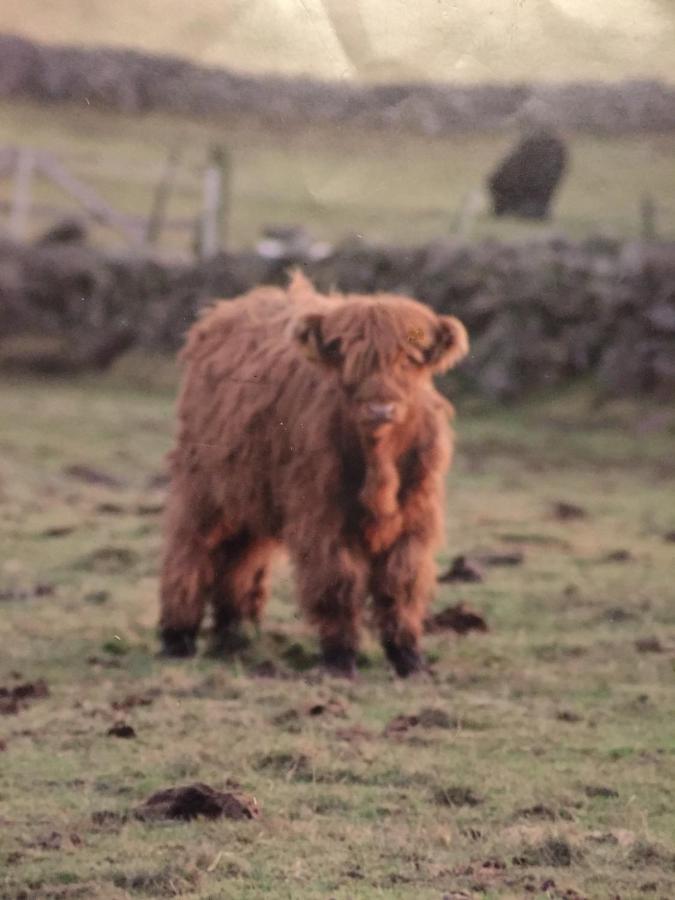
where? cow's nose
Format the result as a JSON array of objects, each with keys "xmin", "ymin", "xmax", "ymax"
[{"xmin": 364, "ymin": 401, "xmax": 396, "ymax": 424}]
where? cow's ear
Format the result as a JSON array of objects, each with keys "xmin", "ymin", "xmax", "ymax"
[
  {"xmin": 425, "ymin": 315, "xmax": 469, "ymax": 372},
  {"xmin": 293, "ymin": 313, "xmax": 343, "ymax": 367}
]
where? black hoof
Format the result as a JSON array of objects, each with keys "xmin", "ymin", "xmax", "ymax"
[
  {"xmin": 160, "ymin": 627, "xmax": 198, "ymax": 658},
  {"xmin": 383, "ymin": 640, "xmax": 425, "ymax": 678},
  {"xmin": 322, "ymin": 643, "xmax": 357, "ymax": 679}
]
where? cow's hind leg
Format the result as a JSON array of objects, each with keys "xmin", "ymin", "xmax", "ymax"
[
  {"xmin": 294, "ymin": 544, "xmax": 369, "ymax": 678},
  {"xmin": 370, "ymin": 537, "xmax": 436, "ymax": 677},
  {"xmin": 159, "ymin": 492, "xmax": 217, "ymax": 658},
  {"xmin": 209, "ymin": 533, "xmax": 278, "ymax": 655}
]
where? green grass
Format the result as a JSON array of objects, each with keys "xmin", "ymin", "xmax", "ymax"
[
  {"xmin": 2, "ymin": 99, "xmax": 675, "ymax": 253},
  {"xmin": 1, "ymin": 364, "xmax": 674, "ymax": 898}
]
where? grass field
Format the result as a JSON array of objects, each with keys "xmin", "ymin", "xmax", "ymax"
[
  {"xmin": 1, "ymin": 365, "xmax": 674, "ymax": 898},
  {"xmin": 2, "ymin": 99, "xmax": 675, "ymax": 253}
]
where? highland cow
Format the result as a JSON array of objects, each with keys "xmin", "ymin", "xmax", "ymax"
[{"xmin": 159, "ymin": 272, "xmax": 468, "ymax": 676}]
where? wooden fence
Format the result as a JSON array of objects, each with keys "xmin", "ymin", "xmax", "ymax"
[
  {"xmin": 0, "ymin": 145, "xmax": 231, "ymax": 258},
  {"xmin": 1, "ymin": 144, "xmax": 671, "ymax": 255}
]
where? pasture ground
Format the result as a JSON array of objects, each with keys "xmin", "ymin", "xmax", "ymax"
[
  {"xmin": 1, "ymin": 364, "xmax": 674, "ymax": 898},
  {"xmin": 2, "ymin": 99, "xmax": 675, "ymax": 251}
]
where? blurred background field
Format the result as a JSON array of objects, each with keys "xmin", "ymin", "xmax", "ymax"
[{"xmin": 2, "ymin": 99, "xmax": 675, "ymax": 251}]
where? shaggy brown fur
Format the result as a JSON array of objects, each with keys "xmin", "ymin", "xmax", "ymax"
[{"xmin": 159, "ymin": 272, "xmax": 468, "ymax": 676}]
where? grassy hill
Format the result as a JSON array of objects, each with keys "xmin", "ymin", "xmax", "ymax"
[{"xmin": 2, "ymin": 0, "xmax": 675, "ymax": 83}]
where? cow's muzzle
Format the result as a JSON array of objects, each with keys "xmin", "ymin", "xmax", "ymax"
[{"xmin": 362, "ymin": 401, "xmax": 397, "ymax": 426}]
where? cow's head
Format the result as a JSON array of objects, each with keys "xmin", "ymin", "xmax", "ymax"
[{"xmin": 292, "ymin": 281, "xmax": 468, "ymax": 436}]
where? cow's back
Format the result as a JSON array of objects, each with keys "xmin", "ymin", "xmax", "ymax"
[{"xmin": 171, "ymin": 287, "xmax": 334, "ymax": 532}]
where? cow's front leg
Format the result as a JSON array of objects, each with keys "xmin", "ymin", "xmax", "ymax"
[{"xmin": 370, "ymin": 536, "xmax": 437, "ymax": 677}]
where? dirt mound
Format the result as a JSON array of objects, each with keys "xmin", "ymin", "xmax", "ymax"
[
  {"xmin": 438, "ymin": 555, "xmax": 484, "ymax": 583},
  {"xmin": 425, "ymin": 604, "xmax": 489, "ymax": 635},
  {"xmin": 0, "ymin": 679, "xmax": 49, "ymax": 715},
  {"xmin": 135, "ymin": 784, "xmax": 259, "ymax": 821}
]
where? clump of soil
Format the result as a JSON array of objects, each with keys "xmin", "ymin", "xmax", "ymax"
[
  {"xmin": 601, "ymin": 549, "xmax": 633, "ymax": 563},
  {"xmin": 513, "ymin": 837, "xmax": 578, "ymax": 867},
  {"xmin": 552, "ymin": 500, "xmax": 588, "ymax": 521},
  {"xmin": 479, "ymin": 551, "xmax": 524, "ymax": 567},
  {"xmin": 584, "ymin": 784, "xmax": 619, "ymax": 799},
  {"xmin": 556, "ymin": 710, "xmax": 583, "ymax": 723},
  {"xmin": 0, "ymin": 679, "xmax": 49, "ymax": 715},
  {"xmin": 434, "ymin": 785, "xmax": 483, "ymax": 807},
  {"xmin": 91, "ymin": 809, "xmax": 128, "ymax": 830},
  {"xmin": 384, "ymin": 707, "xmax": 455, "ymax": 736},
  {"xmin": 0, "ymin": 583, "xmax": 55, "ymax": 602},
  {"xmin": 96, "ymin": 501, "xmax": 125, "ymax": 514},
  {"xmin": 334, "ymin": 725, "xmax": 375, "ymax": 742},
  {"xmin": 63, "ymin": 464, "xmax": 125, "ymax": 488},
  {"xmin": 635, "ymin": 637, "xmax": 664, "ymax": 653},
  {"xmin": 111, "ymin": 691, "xmax": 157, "ymax": 711},
  {"xmin": 273, "ymin": 697, "xmax": 348, "ymax": 730},
  {"xmin": 77, "ymin": 546, "xmax": 138, "ymax": 573},
  {"xmin": 107, "ymin": 721, "xmax": 136, "ymax": 739},
  {"xmin": 41, "ymin": 524, "xmax": 76, "ymax": 537},
  {"xmin": 306, "ymin": 698, "xmax": 348, "ymax": 717},
  {"xmin": 514, "ymin": 804, "xmax": 573, "ymax": 822},
  {"xmin": 425, "ymin": 603, "xmax": 489, "ymax": 635},
  {"xmin": 135, "ymin": 783, "xmax": 259, "ymax": 821},
  {"xmin": 438, "ymin": 555, "xmax": 484, "ymax": 583},
  {"xmin": 25, "ymin": 831, "xmax": 82, "ymax": 851}
]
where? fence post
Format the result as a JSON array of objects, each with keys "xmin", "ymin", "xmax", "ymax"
[
  {"xmin": 146, "ymin": 145, "xmax": 181, "ymax": 247},
  {"xmin": 453, "ymin": 188, "xmax": 483, "ymax": 237},
  {"xmin": 197, "ymin": 145, "xmax": 230, "ymax": 259},
  {"xmin": 215, "ymin": 145, "xmax": 231, "ymax": 250},
  {"xmin": 38, "ymin": 151, "xmax": 142, "ymax": 244},
  {"xmin": 640, "ymin": 193, "xmax": 657, "ymax": 240},
  {"xmin": 9, "ymin": 148, "xmax": 35, "ymax": 240}
]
